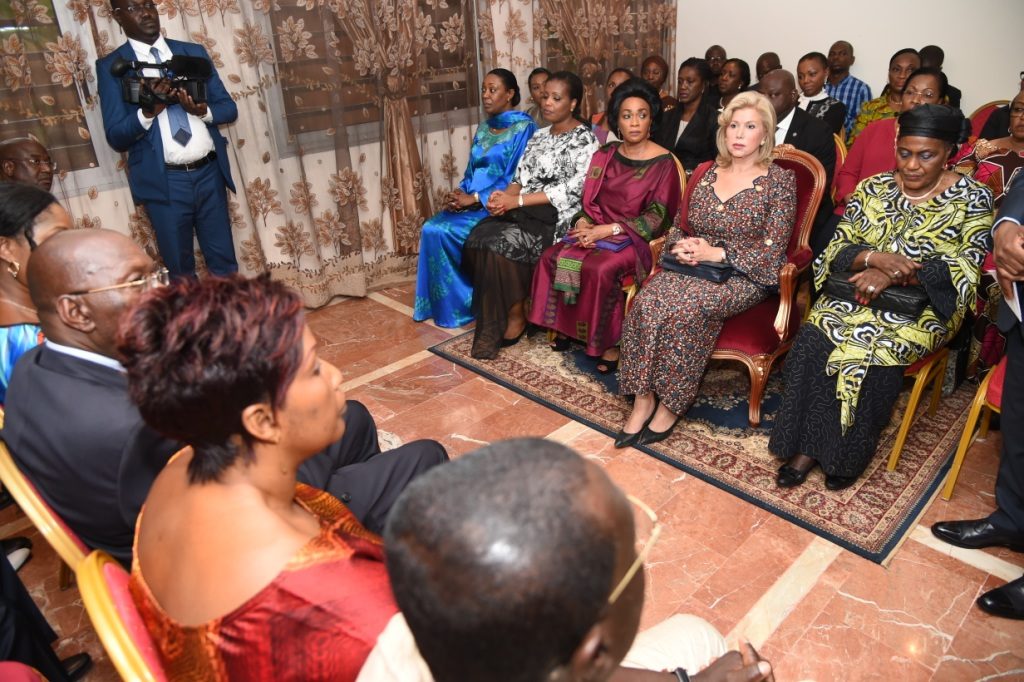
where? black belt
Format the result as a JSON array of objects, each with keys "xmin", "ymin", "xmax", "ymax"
[{"xmin": 165, "ymin": 151, "xmax": 216, "ymax": 172}]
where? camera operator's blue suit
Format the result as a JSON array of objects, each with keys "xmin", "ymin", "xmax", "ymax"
[{"xmin": 97, "ymin": 39, "xmax": 239, "ymax": 276}]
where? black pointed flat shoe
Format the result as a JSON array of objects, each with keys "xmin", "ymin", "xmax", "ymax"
[
  {"xmin": 636, "ymin": 418, "xmax": 679, "ymax": 446},
  {"xmin": 613, "ymin": 429, "xmax": 642, "ymax": 449}
]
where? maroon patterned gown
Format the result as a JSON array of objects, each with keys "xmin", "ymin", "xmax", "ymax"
[{"xmin": 618, "ymin": 163, "xmax": 796, "ymax": 415}]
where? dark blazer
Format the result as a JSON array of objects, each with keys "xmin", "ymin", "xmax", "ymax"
[
  {"xmin": 96, "ymin": 39, "xmax": 238, "ymax": 204},
  {"xmin": 996, "ymin": 178, "xmax": 1024, "ymax": 335},
  {"xmin": 783, "ymin": 107, "xmax": 837, "ymax": 253},
  {"xmin": 1, "ymin": 346, "xmax": 179, "ymax": 567},
  {"xmin": 655, "ymin": 95, "xmax": 718, "ymax": 173}
]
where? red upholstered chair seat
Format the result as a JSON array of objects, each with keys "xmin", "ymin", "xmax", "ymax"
[
  {"xmin": 709, "ymin": 146, "xmax": 827, "ymax": 427},
  {"xmin": 986, "ymin": 354, "xmax": 1007, "ymax": 407},
  {"xmin": 715, "ymin": 296, "xmax": 784, "ymax": 355}
]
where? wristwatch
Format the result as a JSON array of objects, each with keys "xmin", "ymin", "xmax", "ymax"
[{"xmin": 610, "ymin": 223, "xmax": 622, "ymax": 236}]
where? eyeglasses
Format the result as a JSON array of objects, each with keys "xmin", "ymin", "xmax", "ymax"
[
  {"xmin": 1011, "ymin": 106, "xmax": 1024, "ymax": 119},
  {"xmin": 116, "ymin": 1, "xmax": 157, "ymax": 14},
  {"xmin": 69, "ymin": 267, "xmax": 169, "ymax": 296},
  {"xmin": 607, "ymin": 495, "xmax": 662, "ymax": 605},
  {"xmin": 1, "ymin": 158, "xmax": 56, "ymax": 171}
]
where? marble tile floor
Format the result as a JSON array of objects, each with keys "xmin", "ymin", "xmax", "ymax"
[{"xmin": 5, "ymin": 285, "xmax": 1023, "ymax": 681}]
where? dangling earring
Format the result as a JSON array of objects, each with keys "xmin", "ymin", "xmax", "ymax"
[{"xmin": 7, "ymin": 261, "xmax": 19, "ymax": 279}]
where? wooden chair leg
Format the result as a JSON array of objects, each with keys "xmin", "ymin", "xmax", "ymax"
[
  {"xmin": 746, "ymin": 356, "xmax": 773, "ymax": 428},
  {"xmin": 942, "ymin": 381, "xmax": 992, "ymax": 500},
  {"xmin": 927, "ymin": 355, "xmax": 948, "ymax": 415},
  {"xmin": 979, "ymin": 407, "xmax": 993, "ymax": 439},
  {"xmin": 58, "ymin": 560, "xmax": 74, "ymax": 591},
  {"xmin": 888, "ymin": 365, "xmax": 934, "ymax": 471}
]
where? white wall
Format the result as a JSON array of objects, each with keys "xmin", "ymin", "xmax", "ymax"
[{"xmin": 675, "ymin": 0, "xmax": 1023, "ymax": 115}]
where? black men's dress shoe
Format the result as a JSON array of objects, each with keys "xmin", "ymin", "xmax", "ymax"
[
  {"xmin": 776, "ymin": 462, "xmax": 817, "ymax": 488},
  {"xmin": 976, "ymin": 575, "xmax": 1024, "ymax": 620},
  {"xmin": 930, "ymin": 519, "xmax": 1024, "ymax": 552},
  {"xmin": 825, "ymin": 474, "xmax": 858, "ymax": 491},
  {"xmin": 2, "ymin": 536, "xmax": 32, "ymax": 572},
  {"xmin": 61, "ymin": 652, "xmax": 93, "ymax": 681}
]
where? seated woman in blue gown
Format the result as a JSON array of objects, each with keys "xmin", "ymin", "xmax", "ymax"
[{"xmin": 413, "ymin": 69, "xmax": 537, "ymax": 328}]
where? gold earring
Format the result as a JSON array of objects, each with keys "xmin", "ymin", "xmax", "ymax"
[{"xmin": 8, "ymin": 261, "xmax": 19, "ymax": 279}]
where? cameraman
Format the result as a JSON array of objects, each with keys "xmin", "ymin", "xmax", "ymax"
[{"xmin": 97, "ymin": 0, "xmax": 239, "ymax": 277}]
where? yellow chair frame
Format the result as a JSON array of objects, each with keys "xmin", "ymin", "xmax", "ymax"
[
  {"xmin": 886, "ymin": 348, "xmax": 949, "ymax": 471},
  {"xmin": 942, "ymin": 360, "xmax": 1003, "ymax": 500},
  {"xmin": 78, "ymin": 550, "xmax": 167, "ymax": 682},
  {"xmin": 0, "ymin": 433, "xmax": 86, "ymax": 590},
  {"xmin": 831, "ymin": 133, "xmax": 847, "ymax": 204}
]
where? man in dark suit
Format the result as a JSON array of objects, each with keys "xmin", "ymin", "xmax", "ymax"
[
  {"xmin": 2, "ymin": 229, "xmax": 447, "ymax": 567},
  {"xmin": 758, "ymin": 70, "xmax": 836, "ymax": 254},
  {"xmin": 96, "ymin": 0, "xmax": 237, "ymax": 277},
  {"xmin": 932, "ymin": 177, "xmax": 1024, "ymax": 619}
]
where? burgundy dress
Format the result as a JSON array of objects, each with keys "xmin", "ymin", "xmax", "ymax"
[
  {"xmin": 619, "ymin": 163, "xmax": 796, "ymax": 414},
  {"xmin": 528, "ymin": 143, "xmax": 681, "ymax": 356}
]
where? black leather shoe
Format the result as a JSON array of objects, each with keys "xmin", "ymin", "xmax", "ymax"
[
  {"xmin": 613, "ymin": 429, "xmax": 642, "ymax": 449},
  {"xmin": 976, "ymin": 575, "xmax": 1024, "ymax": 620},
  {"xmin": 636, "ymin": 418, "xmax": 679, "ymax": 446},
  {"xmin": 930, "ymin": 519, "xmax": 1024, "ymax": 552},
  {"xmin": 774, "ymin": 458, "xmax": 815, "ymax": 485},
  {"xmin": 825, "ymin": 474, "xmax": 858, "ymax": 491},
  {"xmin": 61, "ymin": 652, "xmax": 93, "ymax": 681}
]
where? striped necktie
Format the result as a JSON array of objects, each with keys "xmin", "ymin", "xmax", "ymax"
[{"xmin": 152, "ymin": 46, "xmax": 192, "ymax": 146}]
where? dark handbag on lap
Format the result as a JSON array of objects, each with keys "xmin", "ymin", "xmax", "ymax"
[
  {"xmin": 660, "ymin": 257, "xmax": 734, "ymax": 282},
  {"xmin": 824, "ymin": 271, "xmax": 929, "ymax": 316}
]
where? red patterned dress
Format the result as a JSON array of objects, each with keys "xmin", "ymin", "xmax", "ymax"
[
  {"xmin": 619, "ymin": 163, "xmax": 796, "ymax": 414},
  {"xmin": 130, "ymin": 484, "xmax": 397, "ymax": 681}
]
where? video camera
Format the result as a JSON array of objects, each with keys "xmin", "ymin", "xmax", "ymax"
[{"xmin": 110, "ymin": 55, "xmax": 212, "ymax": 109}]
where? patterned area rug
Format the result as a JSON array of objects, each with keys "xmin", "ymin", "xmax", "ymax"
[{"xmin": 430, "ymin": 331, "xmax": 972, "ymax": 564}]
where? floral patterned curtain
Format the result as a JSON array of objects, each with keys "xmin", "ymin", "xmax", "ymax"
[{"xmin": 0, "ymin": 0, "xmax": 673, "ymax": 307}]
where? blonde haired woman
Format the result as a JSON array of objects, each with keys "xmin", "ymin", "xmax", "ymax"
[{"xmin": 615, "ymin": 92, "xmax": 797, "ymax": 447}]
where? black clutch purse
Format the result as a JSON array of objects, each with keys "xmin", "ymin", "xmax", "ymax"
[
  {"xmin": 660, "ymin": 257, "xmax": 734, "ymax": 282},
  {"xmin": 824, "ymin": 271, "xmax": 929, "ymax": 316}
]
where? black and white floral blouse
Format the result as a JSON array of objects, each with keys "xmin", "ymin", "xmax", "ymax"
[{"xmin": 513, "ymin": 123, "xmax": 599, "ymax": 234}]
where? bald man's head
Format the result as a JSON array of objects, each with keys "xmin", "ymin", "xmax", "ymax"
[
  {"xmin": 756, "ymin": 52, "xmax": 781, "ymax": 81},
  {"xmin": 758, "ymin": 69, "xmax": 799, "ymax": 120},
  {"xmin": 29, "ymin": 229, "xmax": 154, "ymax": 357},
  {"xmin": 0, "ymin": 138, "xmax": 53, "ymax": 192}
]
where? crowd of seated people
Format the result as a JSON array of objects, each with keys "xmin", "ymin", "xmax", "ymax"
[{"xmin": 0, "ymin": 31, "xmax": 1020, "ymax": 682}]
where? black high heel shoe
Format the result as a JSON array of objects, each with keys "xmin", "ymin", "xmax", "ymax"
[
  {"xmin": 636, "ymin": 417, "xmax": 680, "ymax": 446},
  {"xmin": 500, "ymin": 326, "xmax": 527, "ymax": 348}
]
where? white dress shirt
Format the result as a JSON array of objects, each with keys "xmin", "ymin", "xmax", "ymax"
[
  {"xmin": 128, "ymin": 36, "xmax": 215, "ymax": 164},
  {"xmin": 775, "ymin": 107, "xmax": 796, "ymax": 146},
  {"xmin": 44, "ymin": 340, "xmax": 125, "ymax": 373}
]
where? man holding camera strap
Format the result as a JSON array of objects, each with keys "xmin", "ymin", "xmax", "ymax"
[{"xmin": 97, "ymin": 0, "xmax": 239, "ymax": 278}]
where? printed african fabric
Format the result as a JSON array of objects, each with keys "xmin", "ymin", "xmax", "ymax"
[
  {"xmin": 953, "ymin": 139, "xmax": 1024, "ymax": 208},
  {"xmin": 511, "ymin": 125, "xmax": 598, "ymax": 233},
  {"xmin": 808, "ymin": 173, "xmax": 993, "ymax": 432},
  {"xmin": 0, "ymin": 323, "xmax": 42, "ymax": 404},
  {"xmin": 413, "ymin": 110, "xmax": 537, "ymax": 328},
  {"xmin": 528, "ymin": 144, "xmax": 681, "ymax": 356},
  {"xmin": 846, "ymin": 95, "xmax": 898, "ymax": 147},
  {"xmin": 130, "ymin": 484, "xmax": 397, "ymax": 682},
  {"xmin": 618, "ymin": 163, "xmax": 796, "ymax": 414}
]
